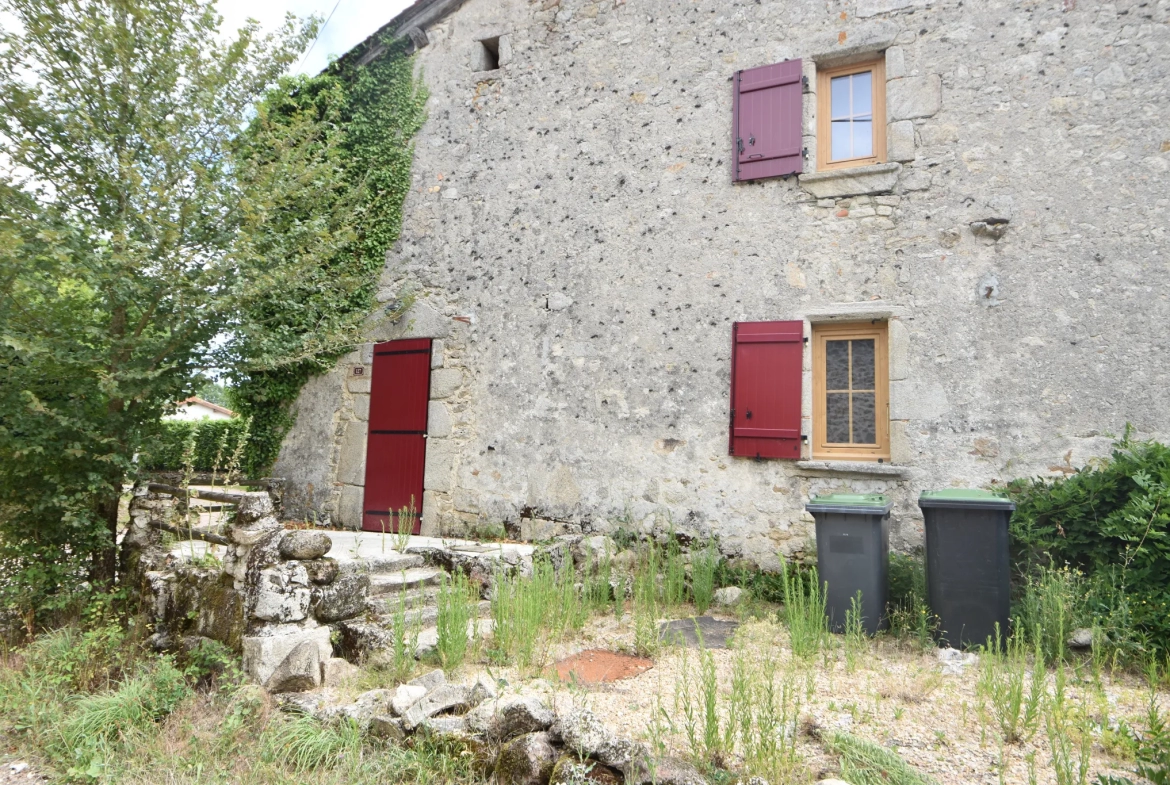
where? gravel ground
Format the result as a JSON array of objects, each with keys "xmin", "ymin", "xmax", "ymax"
[
  {"xmin": 0, "ymin": 760, "xmax": 46, "ymax": 785},
  {"xmin": 468, "ymin": 612, "xmax": 1163, "ymax": 785}
]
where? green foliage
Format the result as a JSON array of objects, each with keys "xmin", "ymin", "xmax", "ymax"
[
  {"xmin": 976, "ymin": 623, "xmax": 1045, "ymax": 744},
  {"xmin": 489, "ymin": 557, "xmax": 590, "ymax": 672},
  {"xmin": 1015, "ymin": 566, "xmax": 1088, "ymax": 666},
  {"xmin": 140, "ymin": 419, "xmax": 249, "ymax": 472},
  {"xmin": 716, "ymin": 560, "xmax": 787, "ymax": 604},
  {"xmin": 1009, "ymin": 435, "xmax": 1170, "ymax": 654},
  {"xmin": 886, "ymin": 551, "xmax": 936, "ymax": 648},
  {"xmin": 690, "ymin": 542, "xmax": 719, "ymax": 615},
  {"xmin": 260, "ymin": 715, "xmax": 364, "ymax": 773},
  {"xmin": 227, "ymin": 40, "xmax": 429, "ymax": 475},
  {"xmin": 435, "ymin": 570, "xmax": 476, "ymax": 673},
  {"xmin": 780, "ymin": 558, "xmax": 830, "ymax": 659},
  {"xmin": 0, "ymin": 0, "xmax": 343, "ymax": 615},
  {"xmin": 823, "ymin": 730, "xmax": 939, "ymax": 785}
]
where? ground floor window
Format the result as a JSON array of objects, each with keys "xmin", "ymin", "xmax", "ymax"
[{"xmin": 812, "ymin": 321, "xmax": 889, "ymax": 461}]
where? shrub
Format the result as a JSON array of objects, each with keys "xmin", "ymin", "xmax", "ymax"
[
  {"xmin": 139, "ymin": 419, "xmax": 249, "ymax": 473},
  {"xmin": 1009, "ymin": 434, "xmax": 1170, "ymax": 654}
]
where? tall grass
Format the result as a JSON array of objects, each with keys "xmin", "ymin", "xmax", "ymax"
[
  {"xmin": 976, "ymin": 623, "xmax": 1045, "ymax": 744},
  {"xmin": 1017, "ymin": 565, "xmax": 1085, "ymax": 666},
  {"xmin": 1045, "ymin": 665, "xmax": 1093, "ymax": 785},
  {"xmin": 691, "ymin": 541, "xmax": 719, "ymax": 615},
  {"xmin": 843, "ymin": 591, "xmax": 867, "ymax": 672},
  {"xmin": 386, "ymin": 582, "xmax": 420, "ymax": 682},
  {"xmin": 489, "ymin": 556, "xmax": 589, "ymax": 672},
  {"xmin": 435, "ymin": 571, "xmax": 476, "ymax": 673},
  {"xmin": 823, "ymin": 730, "xmax": 939, "ymax": 785},
  {"xmin": 780, "ymin": 559, "xmax": 829, "ymax": 659},
  {"xmin": 673, "ymin": 642, "xmax": 804, "ymax": 780}
]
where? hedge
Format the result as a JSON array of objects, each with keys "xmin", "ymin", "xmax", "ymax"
[{"xmin": 139, "ymin": 420, "xmax": 248, "ymax": 473}]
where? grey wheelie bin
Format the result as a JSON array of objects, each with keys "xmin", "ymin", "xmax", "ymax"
[
  {"xmin": 805, "ymin": 493, "xmax": 892, "ymax": 635},
  {"xmin": 919, "ymin": 489, "xmax": 1015, "ymax": 650}
]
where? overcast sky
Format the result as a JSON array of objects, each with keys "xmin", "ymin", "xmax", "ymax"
[{"xmin": 218, "ymin": 0, "xmax": 416, "ymax": 75}]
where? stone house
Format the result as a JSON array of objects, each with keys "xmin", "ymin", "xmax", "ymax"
[{"xmin": 273, "ymin": 0, "xmax": 1170, "ymax": 569}]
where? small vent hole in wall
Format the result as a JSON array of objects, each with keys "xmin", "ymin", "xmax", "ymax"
[{"xmin": 476, "ymin": 37, "xmax": 500, "ymax": 71}]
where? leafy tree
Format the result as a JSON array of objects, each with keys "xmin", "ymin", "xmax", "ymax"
[{"xmin": 0, "ymin": 0, "xmax": 353, "ymax": 618}]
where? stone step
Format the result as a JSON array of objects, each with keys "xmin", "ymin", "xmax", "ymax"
[
  {"xmin": 337, "ymin": 552, "xmax": 424, "ymax": 575},
  {"xmin": 414, "ymin": 617, "xmax": 496, "ymax": 658},
  {"xmin": 374, "ymin": 598, "xmax": 492, "ymax": 631},
  {"xmin": 369, "ymin": 567, "xmax": 444, "ymax": 596}
]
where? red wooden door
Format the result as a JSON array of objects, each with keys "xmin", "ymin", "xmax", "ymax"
[{"xmin": 362, "ymin": 338, "xmax": 432, "ymax": 533}]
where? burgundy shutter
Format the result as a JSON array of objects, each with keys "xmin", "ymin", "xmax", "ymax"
[
  {"xmin": 733, "ymin": 59, "xmax": 804, "ymax": 182},
  {"xmin": 362, "ymin": 338, "xmax": 432, "ymax": 534},
  {"xmin": 729, "ymin": 321, "xmax": 803, "ymax": 460}
]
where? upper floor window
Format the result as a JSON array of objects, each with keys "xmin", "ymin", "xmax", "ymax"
[{"xmin": 817, "ymin": 59, "xmax": 886, "ymax": 171}]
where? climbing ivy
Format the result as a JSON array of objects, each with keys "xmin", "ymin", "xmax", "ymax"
[{"xmin": 226, "ymin": 38, "xmax": 429, "ymax": 475}]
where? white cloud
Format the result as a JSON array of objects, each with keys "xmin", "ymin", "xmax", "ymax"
[{"xmin": 217, "ymin": 0, "xmax": 416, "ymax": 75}]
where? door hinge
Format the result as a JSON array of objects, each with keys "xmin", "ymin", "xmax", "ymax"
[{"xmin": 802, "ymin": 75, "xmax": 809, "ymax": 90}]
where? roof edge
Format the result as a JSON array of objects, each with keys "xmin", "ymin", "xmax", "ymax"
[{"xmin": 333, "ymin": 0, "xmax": 471, "ymax": 71}]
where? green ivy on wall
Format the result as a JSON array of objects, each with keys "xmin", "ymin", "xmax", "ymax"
[{"xmin": 226, "ymin": 38, "xmax": 429, "ymax": 476}]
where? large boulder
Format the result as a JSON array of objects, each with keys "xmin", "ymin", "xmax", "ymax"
[
  {"xmin": 553, "ymin": 708, "xmax": 647, "ymax": 776},
  {"xmin": 409, "ymin": 668, "xmax": 447, "ymax": 691},
  {"xmin": 280, "ymin": 530, "xmax": 332, "ymax": 561},
  {"xmin": 494, "ymin": 732, "xmax": 558, "ymax": 785},
  {"xmin": 337, "ymin": 619, "xmax": 394, "ymax": 662},
  {"xmin": 303, "ymin": 558, "xmax": 341, "ymax": 585},
  {"xmin": 402, "ymin": 684, "xmax": 471, "ymax": 730},
  {"xmin": 243, "ymin": 623, "xmax": 332, "ymax": 686},
  {"xmin": 713, "ymin": 586, "xmax": 744, "ymax": 607},
  {"xmin": 310, "ymin": 573, "xmax": 370, "ymax": 622},
  {"xmin": 265, "ymin": 640, "xmax": 321, "ymax": 694},
  {"xmin": 465, "ymin": 695, "xmax": 556, "ymax": 743},
  {"xmin": 390, "ymin": 684, "xmax": 428, "ymax": 717}
]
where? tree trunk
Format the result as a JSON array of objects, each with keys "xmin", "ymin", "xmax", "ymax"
[{"xmin": 93, "ymin": 474, "xmax": 123, "ymax": 588}]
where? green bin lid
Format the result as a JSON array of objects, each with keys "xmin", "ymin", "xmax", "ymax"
[
  {"xmin": 918, "ymin": 488, "xmax": 1015, "ymax": 511},
  {"xmin": 806, "ymin": 493, "xmax": 891, "ymax": 515}
]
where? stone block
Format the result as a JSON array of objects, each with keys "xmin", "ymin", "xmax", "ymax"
[
  {"xmin": 520, "ymin": 518, "xmax": 565, "ymax": 541},
  {"xmin": 310, "ymin": 573, "xmax": 370, "ymax": 622},
  {"xmin": 391, "ymin": 683, "xmax": 428, "ymax": 717},
  {"xmin": 427, "ymin": 401, "xmax": 452, "ymax": 438},
  {"xmin": 242, "ymin": 623, "xmax": 332, "ymax": 686},
  {"xmin": 888, "ymin": 318, "xmax": 910, "ymax": 381},
  {"xmin": 338, "ymin": 485, "xmax": 364, "ymax": 530},
  {"xmin": 402, "ymin": 683, "xmax": 472, "ymax": 730},
  {"xmin": 494, "ymin": 732, "xmax": 558, "ymax": 785},
  {"xmin": 800, "ymin": 163, "xmax": 901, "ymax": 199},
  {"xmin": 424, "ymin": 439, "xmax": 458, "ymax": 493},
  {"xmin": 265, "ymin": 639, "xmax": 321, "ymax": 694},
  {"xmin": 430, "ymin": 368, "xmax": 463, "ymax": 399},
  {"xmin": 884, "ymin": 46, "xmax": 906, "ymax": 79},
  {"xmin": 887, "ymin": 75, "xmax": 942, "ymax": 121},
  {"xmin": 280, "ymin": 530, "xmax": 332, "ymax": 560},
  {"xmin": 430, "ymin": 339, "xmax": 445, "ymax": 368},
  {"xmin": 322, "ymin": 657, "xmax": 359, "ymax": 687},
  {"xmin": 408, "ymin": 668, "xmax": 447, "ymax": 691},
  {"xmin": 252, "ymin": 563, "xmax": 311, "ymax": 623},
  {"xmin": 352, "ymin": 394, "xmax": 370, "ymax": 422},
  {"xmin": 420, "ymin": 490, "xmax": 442, "ymax": 536},
  {"xmin": 336, "ymin": 422, "xmax": 368, "ymax": 485},
  {"xmin": 347, "ymin": 376, "xmax": 371, "ymax": 394},
  {"xmin": 466, "ymin": 695, "xmax": 556, "ymax": 742},
  {"xmin": 887, "ymin": 120, "xmax": 916, "ymax": 163}
]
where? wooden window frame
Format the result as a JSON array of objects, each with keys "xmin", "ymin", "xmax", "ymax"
[
  {"xmin": 816, "ymin": 58, "xmax": 887, "ymax": 172},
  {"xmin": 812, "ymin": 321, "xmax": 890, "ymax": 461}
]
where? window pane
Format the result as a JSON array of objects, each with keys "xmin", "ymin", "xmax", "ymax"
[
  {"xmin": 853, "ymin": 121, "xmax": 873, "ymax": 158},
  {"xmin": 851, "ymin": 339, "xmax": 875, "ymax": 390},
  {"xmin": 852, "ymin": 393, "xmax": 877, "ymax": 444},
  {"xmin": 831, "ymin": 75, "xmax": 850, "ymax": 119},
  {"xmin": 826, "ymin": 393, "xmax": 851, "ymax": 443},
  {"xmin": 853, "ymin": 71, "xmax": 872, "ymax": 116},
  {"xmin": 831, "ymin": 121, "xmax": 852, "ymax": 161},
  {"xmin": 826, "ymin": 340, "xmax": 850, "ymax": 390}
]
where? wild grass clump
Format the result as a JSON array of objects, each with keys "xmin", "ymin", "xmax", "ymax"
[
  {"xmin": 780, "ymin": 558, "xmax": 829, "ymax": 659},
  {"xmin": 260, "ymin": 714, "xmax": 364, "ymax": 772},
  {"xmin": 435, "ymin": 570, "xmax": 477, "ymax": 673},
  {"xmin": 887, "ymin": 551, "xmax": 936, "ymax": 649},
  {"xmin": 1017, "ymin": 565, "xmax": 1086, "ymax": 666},
  {"xmin": 1045, "ymin": 665, "xmax": 1093, "ymax": 785},
  {"xmin": 673, "ymin": 641, "xmax": 804, "ymax": 782},
  {"xmin": 690, "ymin": 541, "xmax": 719, "ymax": 615},
  {"xmin": 385, "ymin": 583, "xmax": 421, "ymax": 682},
  {"xmin": 975, "ymin": 623, "xmax": 1045, "ymax": 744},
  {"xmin": 490, "ymin": 556, "xmax": 589, "ymax": 671},
  {"xmin": 822, "ymin": 729, "xmax": 939, "ymax": 785}
]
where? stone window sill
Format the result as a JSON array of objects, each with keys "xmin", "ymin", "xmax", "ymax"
[
  {"xmin": 798, "ymin": 162, "xmax": 902, "ymax": 199},
  {"xmin": 795, "ymin": 460, "xmax": 911, "ymax": 479}
]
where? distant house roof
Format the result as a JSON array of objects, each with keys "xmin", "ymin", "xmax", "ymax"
[
  {"xmin": 176, "ymin": 397, "xmax": 235, "ymax": 418},
  {"xmin": 334, "ymin": 0, "xmax": 469, "ymax": 70}
]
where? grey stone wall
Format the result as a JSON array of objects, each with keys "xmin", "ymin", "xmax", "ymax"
[{"xmin": 274, "ymin": 0, "xmax": 1170, "ymax": 568}]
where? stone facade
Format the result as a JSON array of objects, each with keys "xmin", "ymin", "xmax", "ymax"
[{"xmin": 274, "ymin": 0, "xmax": 1170, "ymax": 568}]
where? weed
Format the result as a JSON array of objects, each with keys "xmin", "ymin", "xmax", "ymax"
[
  {"xmin": 976, "ymin": 623, "xmax": 1045, "ymax": 744},
  {"xmin": 780, "ymin": 558, "xmax": 829, "ymax": 659},
  {"xmin": 490, "ymin": 557, "xmax": 589, "ymax": 672},
  {"xmin": 435, "ymin": 570, "xmax": 476, "ymax": 673},
  {"xmin": 386, "ymin": 582, "xmax": 420, "ymax": 682},
  {"xmin": 893, "ymin": 706, "xmax": 905, "ymax": 720},
  {"xmin": 691, "ymin": 541, "xmax": 719, "ymax": 614},
  {"xmin": 887, "ymin": 552, "xmax": 936, "ymax": 649},
  {"xmin": 822, "ymin": 729, "xmax": 939, "ymax": 785},
  {"xmin": 1018, "ymin": 565, "xmax": 1086, "ymax": 666},
  {"xmin": 260, "ymin": 715, "xmax": 363, "ymax": 772},
  {"xmin": 1046, "ymin": 665, "xmax": 1093, "ymax": 785},
  {"xmin": 395, "ymin": 497, "xmax": 415, "ymax": 553},
  {"xmin": 844, "ymin": 591, "xmax": 867, "ymax": 672}
]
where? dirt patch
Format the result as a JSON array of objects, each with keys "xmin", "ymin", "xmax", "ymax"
[{"xmin": 555, "ymin": 649, "xmax": 654, "ymax": 684}]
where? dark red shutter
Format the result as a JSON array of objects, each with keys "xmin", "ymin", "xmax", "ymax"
[
  {"xmin": 362, "ymin": 338, "xmax": 432, "ymax": 534},
  {"xmin": 733, "ymin": 59, "xmax": 804, "ymax": 182},
  {"xmin": 729, "ymin": 321, "xmax": 803, "ymax": 460}
]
